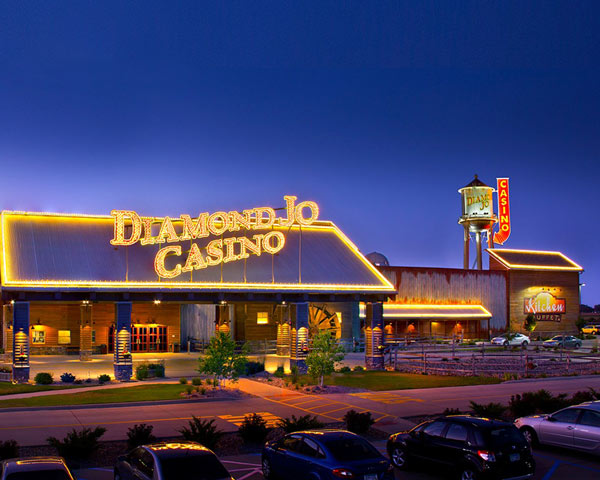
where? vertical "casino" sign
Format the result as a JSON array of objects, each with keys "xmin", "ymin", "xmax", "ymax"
[{"xmin": 493, "ymin": 178, "xmax": 511, "ymax": 245}]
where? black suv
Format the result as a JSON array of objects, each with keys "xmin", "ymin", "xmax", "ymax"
[{"xmin": 387, "ymin": 416, "xmax": 535, "ymax": 480}]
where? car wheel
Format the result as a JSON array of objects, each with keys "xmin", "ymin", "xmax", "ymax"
[
  {"xmin": 576, "ymin": 342, "xmax": 582, "ymax": 349},
  {"xmin": 522, "ymin": 341, "xmax": 529, "ymax": 348},
  {"xmin": 390, "ymin": 445, "xmax": 409, "ymax": 469},
  {"xmin": 459, "ymin": 466, "xmax": 479, "ymax": 480},
  {"xmin": 503, "ymin": 340, "xmax": 509, "ymax": 347},
  {"xmin": 114, "ymin": 472, "xmax": 121, "ymax": 480},
  {"xmin": 520, "ymin": 427, "xmax": 539, "ymax": 447},
  {"xmin": 262, "ymin": 456, "xmax": 275, "ymax": 480}
]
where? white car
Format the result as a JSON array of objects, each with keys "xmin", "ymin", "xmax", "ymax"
[
  {"xmin": 491, "ymin": 332, "xmax": 530, "ymax": 347},
  {"xmin": 515, "ymin": 402, "xmax": 600, "ymax": 453}
]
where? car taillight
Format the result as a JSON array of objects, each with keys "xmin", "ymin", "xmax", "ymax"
[
  {"xmin": 332, "ymin": 468, "xmax": 355, "ymax": 478},
  {"xmin": 477, "ymin": 450, "xmax": 496, "ymax": 462}
]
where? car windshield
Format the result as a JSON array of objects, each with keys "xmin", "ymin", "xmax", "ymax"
[
  {"xmin": 6, "ymin": 471, "xmax": 71, "ymax": 480},
  {"xmin": 160, "ymin": 454, "xmax": 230, "ymax": 480},
  {"xmin": 486, "ymin": 427, "xmax": 527, "ymax": 449},
  {"xmin": 322, "ymin": 436, "xmax": 380, "ymax": 462},
  {"xmin": 551, "ymin": 336, "xmax": 563, "ymax": 341}
]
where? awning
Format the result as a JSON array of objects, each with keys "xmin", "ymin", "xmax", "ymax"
[
  {"xmin": 360, "ymin": 304, "xmax": 492, "ymax": 319},
  {"xmin": 487, "ymin": 248, "xmax": 582, "ymax": 271}
]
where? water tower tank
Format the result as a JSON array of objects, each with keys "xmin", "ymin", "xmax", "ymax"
[{"xmin": 458, "ymin": 175, "xmax": 497, "ymax": 270}]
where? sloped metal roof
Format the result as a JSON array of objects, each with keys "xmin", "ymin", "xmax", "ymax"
[
  {"xmin": 0, "ymin": 211, "xmax": 395, "ymax": 294},
  {"xmin": 487, "ymin": 248, "xmax": 583, "ymax": 271}
]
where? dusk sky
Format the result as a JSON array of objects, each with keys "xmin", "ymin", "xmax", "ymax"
[{"xmin": 1, "ymin": 2, "xmax": 598, "ymax": 304}]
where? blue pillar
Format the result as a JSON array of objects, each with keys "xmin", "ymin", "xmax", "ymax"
[
  {"xmin": 12, "ymin": 302, "xmax": 30, "ymax": 383},
  {"xmin": 351, "ymin": 301, "xmax": 361, "ymax": 351},
  {"xmin": 365, "ymin": 302, "xmax": 384, "ymax": 370},
  {"xmin": 114, "ymin": 302, "xmax": 133, "ymax": 381},
  {"xmin": 290, "ymin": 302, "xmax": 309, "ymax": 373}
]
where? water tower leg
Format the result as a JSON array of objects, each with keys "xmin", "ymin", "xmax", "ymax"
[
  {"xmin": 463, "ymin": 225, "xmax": 470, "ymax": 270},
  {"xmin": 476, "ymin": 231, "xmax": 482, "ymax": 270}
]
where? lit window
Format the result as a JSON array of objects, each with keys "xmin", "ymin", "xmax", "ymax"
[
  {"xmin": 58, "ymin": 330, "xmax": 71, "ymax": 345},
  {"xmin": 32, "ymin": 330, "xmax": 45, "ymax": 344},
  {"xmin": 257, "ymin": 312, "xmax": 269, "ymax": 325}
]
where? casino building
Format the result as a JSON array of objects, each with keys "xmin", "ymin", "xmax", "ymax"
[{"xmin": 0, "ymin": 184, "xmax": 584, "ymax": 383}]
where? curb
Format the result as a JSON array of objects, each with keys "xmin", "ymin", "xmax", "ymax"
[
  {"xmin": 503, "ymin": 374, "xmax": 600, "ymax": 384},
  {"xmin": 0, "ymin": 396, "xmax": 240, "ymax": 413}
]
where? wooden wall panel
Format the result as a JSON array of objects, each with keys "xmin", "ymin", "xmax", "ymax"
[
  {"xmin": 234, "ymin": 303, "xmax": 278, "ymax": 341},
  {"xmin": 508, "ymin": 271, "xmax": 580, "ymax": 334}
]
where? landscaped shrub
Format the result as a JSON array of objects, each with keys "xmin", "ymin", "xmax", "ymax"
[
  {"xmin": 352, "ymin": 365, "xmax": 364, "ymax": 372},
  {"xmin": 179, "ymin": 417, "xmax": 223, "ymax": 449},
  {"xmin": 277, "ymin": 415, "xmax": 325, "ymax": 433},
  {"xmin": 338, "ymin": 366, "xmax": 352, "ymax": 373},
  {"xmin": 344, "ymin": 410, "xmax": 374, "ymax": 434},
  {"xmin": 0, "ymin": 440, "xmax": 19, "ymax": 460},
  {"xmin": 60, "ymin": 373, "xmax": 76, "ymax": 383},
  {"xmin": 238, "ymin": 413, "xmax": 269, "ymax": 443},
  {"xmin": 179, "ymin": 377, "xmax": 188, "ymax": 384},
  {"xmin": 443, "ymin": 408, "xmax": 461, "ymax": 415},
  {"xmin": 127, "ymin": 424, "xmax": 156, "ymax": 449},
  {"xmin": 192, "ymin": 377, "xmax": 202, "ymax": 386},
  {"xmin": 244, "ymin": 361, "xmax": 265, "ymax": 375},
  {"xmin": 290, "ymin": 365, "xmax": 300, "ymax": 384},
  {"xmin": 509, "ymin": 389, "xmax": 570, "ymax": 418},
  {"xmin": 273, "ymin": 366, "xmax": 285, "ymax": 378},
  {"xmin": 135, "ymin": 365, "xmax": 149, "ymax": 381},
  {"xmin": 98, "ymin": 374, "xmax": 111, "ymax": 384},
  {"xmin": 34, "ymin": 372, "xmax": 53, "ymax": 385},
  {"xmin": 148, "ymin": 363, "xmax": 165, "ymax": 377},
  {"xmin": 47, "ymin": 427, "xmax": 106, "ymax": 459},
  {"xmin": 185, "ymin": 385, "xmax": 193, "ymax": 395},
  {"xmin": 470, "ymin": 401, "xmax": 507, "ymax": 420},
  {"xmin": 571, "ymin": 388, "xmax": 600, "ymax": 404}
]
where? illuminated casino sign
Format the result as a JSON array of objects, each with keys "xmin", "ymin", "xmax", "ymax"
[
  {"xmin": 524, "ymin": 291, "xmax": 566, "ymax": 322},
  {"xmin": 110, "ymin": 196, "xmax": 319, "ymax": 279},
  {"xmin": 493, "ymin": 178, "xmax": 511, "ymax": 245}
]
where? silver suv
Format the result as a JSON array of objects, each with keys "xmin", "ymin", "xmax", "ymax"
[{"xmin": 515, "ymin": 401, "xmax": 600, "ymax": 453}]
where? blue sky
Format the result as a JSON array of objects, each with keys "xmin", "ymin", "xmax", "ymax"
[{"xmin": 1, "ymin": 2, "xmax": 598, "ymax": 304}]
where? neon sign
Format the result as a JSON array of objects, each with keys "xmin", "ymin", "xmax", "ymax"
[
  {"xmin": 493, "ymin": 178, "xmax": 511, "ymax": 245},
  {"xmin": 524, "ymin": 291, "xmax": 566, "ymax": 322},
  {"xmin": 110, "ymin": 196, "xmax": 319, "ymax": 279}
]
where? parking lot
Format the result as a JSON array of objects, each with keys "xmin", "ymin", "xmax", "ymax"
[{"xmin": 73, "ymin": 444, "xmax": 600, "ymax": 480}]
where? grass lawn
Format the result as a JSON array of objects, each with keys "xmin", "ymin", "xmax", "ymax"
[
  {"xmin": 0, "ymin": 383, "xmax": 80, "ymax": 396},
  {"xmin": 300, "ymin": 371, "xmax": 501, "ymax": 391},
  {"xmin": 0, "ymin": 384, "xmax": 189, "ymax": 408}
]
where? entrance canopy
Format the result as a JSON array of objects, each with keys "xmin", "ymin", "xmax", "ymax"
[
  {"xmin": 0, "ymin": 211, "xmax": 394, "ymax": 302},
  {"xmin": 360, "ymin": 303, "xmax": 492, "ymax": 319}
]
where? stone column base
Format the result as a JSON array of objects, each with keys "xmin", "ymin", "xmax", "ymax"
[
  {"xmin": 114, "ymin": 364, "xmax": 133, "ymax": 381},
  {"xmin": 365, "ymin": 355, "xmax": 384, "ymax": 370},
  {"xmin": 290, "ymin": 358, "xmax": 307, "ymax": 374},
  {"xmin": 79, "ymin": 350, "xmax": 93, "ymax": 362},
  {"xmin": 12, "ymin": 366, "xmax": 30, "ymax": 383}
]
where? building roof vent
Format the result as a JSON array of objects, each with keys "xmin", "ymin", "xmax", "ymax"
[{"xmin": 366, "ymin": 252, "xmax": 390, "ymax": 267}]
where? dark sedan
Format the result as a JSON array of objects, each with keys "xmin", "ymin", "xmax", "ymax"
[
  {"xmin": 387, "ymin": 416, "xmax": 535, "ymax": 480},
  {"xmin": 114, "ymin": 442, "xmax": 233, "ymax": 480},
  {"xmin": 262, "ymin": 429, "xmax": 394, "ymax": 480},
  {"xmin": 543, "ymin": 335, "xmax": 582, "ymax": 349}
]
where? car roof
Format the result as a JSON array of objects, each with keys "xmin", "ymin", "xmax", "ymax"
[
  {"xmin": 1, "ymin": 457, "xmax": 68, "ymax": 472},
  {"xmin": 572, "ymin": 401, "xmax": 600, "ymax": 412},
  {"xmin": 292, "ymin": 429, "xmax": 360, "ymax": 440},
  {"xmin": 440, "ymin": 415, "xmax": 513, "ymax": 428},
  {"xmin": 143, "ymin": 442, "xmax": 216, "ymax": 459}
]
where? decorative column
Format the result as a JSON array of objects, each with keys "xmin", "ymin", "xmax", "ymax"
[
  {"xmin": 276, "ymin": 304, "xmax": 291, "ymax": 356},
  {"xmin": 2, "ymin": 304, "xmax": 13, "ymax": 360},
  {"xmin": 12, "ymin": 302, "xmax": 30, "ymax": 383},
  {"xmin": 114, "ymin": 302, "xmax": 133, "ymax": 381},
  {"xmin": 290, "ymin": 302, "xmax": 309, "ymax": 373},
  {"xmin": 79, "ymin": 302, "xmax": 93, "ymax": 361},
  {"xmin": 365, "ymin": 302, "xmax": 384, "ymax": 370}
]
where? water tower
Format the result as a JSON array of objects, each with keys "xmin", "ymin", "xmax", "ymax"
[{"xmin": 458, "ymin": 175, "xmax": 497, "ymax": 270}]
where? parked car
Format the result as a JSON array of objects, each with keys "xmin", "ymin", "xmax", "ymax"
[
  {"xmin": 515, "ymin": 401, "xmax": 600, "ymax": 453},
  {"xmin": 542, "ymin": 335, "xmax": 582, "ymax": 349},
  {"xmin": 387, "ymin": 416, "xmax": 535, "ymax": 480},
  {"xmin": 491, "ymin": 333, "xmax": 530, "ymax": 347},
  {"xmin": 114, "ymin": 442, "xmax": 233, "ymax": 480},
  {"xmin": 581, "ymin": 324, "xmax": 600, "ymax": 335},
  {"xmin": 262, "ymin": 429, "xmax": 394, "ymax": 480},
  {"xmin": 0, "ymin": 456, "xmax": 75, "ymax": 480}
]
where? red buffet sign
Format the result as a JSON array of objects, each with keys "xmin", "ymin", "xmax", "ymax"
[{"xmin": 493, "ymin": 177, "xmax": 511, "ymax": 245}]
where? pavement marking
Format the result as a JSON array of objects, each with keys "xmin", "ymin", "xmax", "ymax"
[
  {"xmin": 219, "ymin": 412, "xmax": 281, "ymax": 427},
  {"xmin": 350, "ymin": 392, "xmax": 424, "ymax": 404},
  {"xmin": 222, "ymin": 460, "xmax": 262, "ymax": 480}
]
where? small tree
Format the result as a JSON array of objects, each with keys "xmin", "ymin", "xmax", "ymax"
[
  {"xmin": 306, "ymin": 331, "xmax": 345, "ymax": 387},
  {"xmin": 198, "ymin": 332, "xmax": 248, "ymax": 388},
  {"xmin": 576, "ymin": 317, "xmax": 587, "ymax": 332},
  {"xmin": 524, "ymin": 314, "xmax": 537, "ymax": 333}
]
